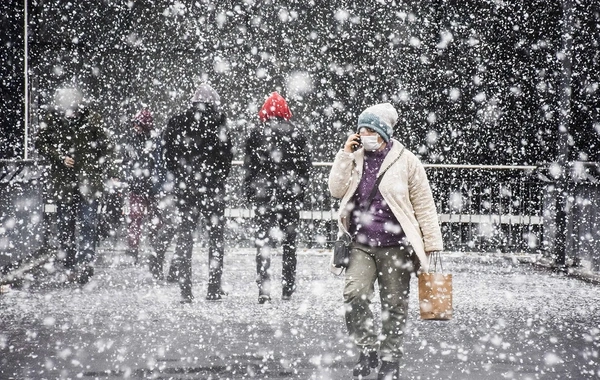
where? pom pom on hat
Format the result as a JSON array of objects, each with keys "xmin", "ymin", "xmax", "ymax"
[{"xmin": 356, "ymin": 103, "xmax": 398, "ymax": 142}]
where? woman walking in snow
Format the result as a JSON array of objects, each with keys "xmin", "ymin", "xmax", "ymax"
[{"xmin": 328, "ymin": 103, "xmax": 443, "ymax": 380}]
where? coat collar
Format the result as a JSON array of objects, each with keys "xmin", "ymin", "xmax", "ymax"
[
  {"xmin": 379, "ymin": 139, "xmax": 405, "ymax": 175},
  {"xmin": 354, "ymin": 138, "xmax": 405, "ymax": 176}
]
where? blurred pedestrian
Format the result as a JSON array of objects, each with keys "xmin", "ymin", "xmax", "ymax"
[
  {"xmin": 36, "ymin": 87, "xmax": 114, "ymax": 284},
  {"xmin": 328, "ymin": 103, "xmax": 443, "ymax": 380},
  {"xmin": 162, "ymin": 84, "xmax": 233, "ymax": 302},
  {"xmin": 243, "ymin": 92, "xmax": 311, "ymax": 304},
  {"xmin": 121, "ymin": 108, "xmax": 164, "ymax": 271},
  {"xmin": 96, "ymin": 177, "xmax": 125, "ymax": 243}
]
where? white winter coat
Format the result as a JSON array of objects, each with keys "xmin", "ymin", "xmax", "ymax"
[{"xmin": 328, "ymin": 139, "xmax": 443, "ymax": 274}]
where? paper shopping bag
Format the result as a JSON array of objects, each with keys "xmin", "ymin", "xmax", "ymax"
[
  {"xmin": 418, "ymin": 272, "xmax": 453, "ymax": 320},
  {"xmin": 418, "ymin": 252, "xmax": 452, "ymax": 320}
]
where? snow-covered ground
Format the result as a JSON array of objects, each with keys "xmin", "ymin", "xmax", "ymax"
[{"xmin": 1, "ymin": 245, "xmax": 599, "ymax": 379}]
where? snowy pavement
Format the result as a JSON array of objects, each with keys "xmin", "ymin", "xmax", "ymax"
[{"xmin": 1, "ymin": 245, "xmax": 599, "ymax": 380}]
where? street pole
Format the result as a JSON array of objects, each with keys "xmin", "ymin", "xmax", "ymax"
[
  {"xmin": 554, "ymin": 0, "xmax": 573, "ymax": 269},
  {"xmin": 23, "ymin": 0, "xmax": 29, "ymax": 160}
]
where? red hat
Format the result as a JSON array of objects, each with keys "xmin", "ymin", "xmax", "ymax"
[
  {"xmin": 133, "ymin": 108, "xmax": 153, "ymax": 130},
  {"xmin": 258, "ymin": 92, "xmax": 292, "ymax": 122}
]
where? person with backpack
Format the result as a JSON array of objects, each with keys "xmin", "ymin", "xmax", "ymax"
[{"xmin": 243, "ymin": 92, "xmax": 311, "ymax": 303}]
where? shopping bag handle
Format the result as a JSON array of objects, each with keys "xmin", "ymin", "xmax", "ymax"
[{"xmin": 428, "ymin": 251, "xmax": 444, "ymax": 273}]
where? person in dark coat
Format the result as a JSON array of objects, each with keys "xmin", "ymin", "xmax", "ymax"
[
  {"xmin": 243, "ymin": 92, "xmax": 311, "ymax": 303},
  {"xmin": 36, "ymin": 87, "xmax": 113, "ymax": 284},
  {"xmin": 162, "ymin": 84, "xmax": 233, "ymax": 302},
  {"xmin": 121, "ymin": 108, "xmax": 163, "ymax": 267}
]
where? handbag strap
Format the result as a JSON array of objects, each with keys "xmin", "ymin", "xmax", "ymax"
[
  {"xmin": 429, "ymin": 251, "xmax": 444, "ymax": 273},
  {"xmin": 362, "ymin": 147, "xmax": 404, "ymax": 211}
]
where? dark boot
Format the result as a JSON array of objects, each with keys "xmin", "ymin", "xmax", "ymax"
[
  {"xmin": 179, "ymin": 257, "xmax": 193, "ymax": 303},
  {"xmin": 66, "ymin": 265, "xmax": 94, "ymax": 285},
  {"xmin": 258, "ymin": 293, "xmax": 271, "ymax": 304},
  {"xmin": 256, "ymin": 248, "xmax": 271, "ymax": 304},
  {"xmin": 206, "ymin": 271, "xmax": 227, "ymax": 300},
  {"xmin": 206, "ymin": 246, "xmax": 224, "ymax": 301},
  {"xmin": 281, "ymin": 243, "xmax": 297, "ymax": 301},
  {"xmin": 166, "ymin": 259, "xmax": 180, "ymax": 283},
  {"xmin": 148, "ymin": 248, "xmax": 165, "ymax": 280},
  {"xmin": 353, "ymin": 350, "xmax": 379, "ymax": 378},
  {"xmin": 78, "ymin": 265, "xmax": 94, "ymax": 285},
  {"xmin": 282, "ymin": 285, "xmax": 296, "ymax": 301},
  {"xmin": 377, "ymin": 361, "xmax": 400, "ymax": 380},
  {"xmin": 178, "ymin": 252, "xmax": 193, "ymax": 303},
  {"xmin": 257, "ymin": 276, "xmax": 272, "ymax": 304},
  {"xmin": 206, "ymin": 267, "xmax": 223, "ymax": 301},
  {"xmin": 206, "ymin": 285, "xmax": 222, "ymax": 301},
  {"xmin": 148, "ymin": 255, "xmax": 164, "ymax": 280},
  {"xmin": 180, "ymin": 285, "xmax": 194, "ymax": 304}
]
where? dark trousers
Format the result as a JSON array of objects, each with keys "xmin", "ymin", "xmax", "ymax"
[
  {"xmin": 173, "ymin": 196, "xmax": 226, "ymax": 295},
  {"xmin": 253, "ymin": 204, "xmax": 299, "ymax": 293},
  {"xmin": 147, "ymin": 196, "xmax": 177, "ymax": 273},
  {"xmin": 57, "ymin": 192, "xmax": 98, "ymax": 268}
]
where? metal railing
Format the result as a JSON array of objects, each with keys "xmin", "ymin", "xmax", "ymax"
[
  {"xmin": 425, "ymin": 164, "xmax": 543, "ymax": 253},
  {"xmin": 1, "ymin": 159, "xmax": 545, "ymax": 255},
  {"xmin": 223, "ymin": 161, "xmax": 544, "ymax": 253},
  {"xmin": 0, "ymin": 159, "xmax": 47, "ymax": 270}
]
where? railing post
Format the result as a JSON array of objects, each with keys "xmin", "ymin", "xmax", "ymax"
[{"xmin": 553, "ymin": 0, "xmax": 573, "ymax": 270}]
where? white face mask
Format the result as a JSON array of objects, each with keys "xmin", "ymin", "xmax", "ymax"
[{"xmin": 361, "ymin": 135, "xmax": 382, "ymax": 151}]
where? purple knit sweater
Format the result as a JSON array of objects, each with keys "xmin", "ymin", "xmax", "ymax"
[{"xmin": 349, "ymin": 141, "xmax": 406, "ymax": 247}]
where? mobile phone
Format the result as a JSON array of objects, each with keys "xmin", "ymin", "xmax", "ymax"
[{"xmin": 352, "ymin": 136, "xmax": 362, "ymax": 151}]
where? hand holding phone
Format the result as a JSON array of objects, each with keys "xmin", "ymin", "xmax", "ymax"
[
  {"xmin": 344, "ymin": 133, "xmax": 362, "ymax": 153},
  {"xmin": 352, "ymin": 136, "xmax": 361, "ymax": 151}
]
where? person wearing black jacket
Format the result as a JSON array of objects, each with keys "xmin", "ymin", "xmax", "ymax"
[
  {"xmin": 36, "ymin": 87, "xmax": 114, "ymax": 284},
  {"xmin": 243, "ymin": 92, "xmax": 311, "ymax": 303},
  {"xmin": 162, "ymin": 84, "xmax": 233, "ymax": 302}
]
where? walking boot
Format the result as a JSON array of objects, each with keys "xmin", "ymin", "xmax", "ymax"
[
  {"xmin": 78, "ymin": 265, "xmax": 94, "ymax": 285},
  {"xmin": 206, "ymin": 254, "xmax": 224, "ymax": 300},
  {"xmin": 148, "ymin": 255, "xmax": 164, "ymax": 281},
  {"xmin": 377, "ymin": 360, "xmax": 400, "ymax": 380},
  {"xmin": 180, "ymin": 284, "xmax": 194, "ymax": 304},
  {"xmin": 258, "ymin": 293, "xmax": 271, "ymax": 304},
  {"xmin": 206, "ymin": 282, "xmax": 223, "ymax": 301},
  {"xmin": 256, "ymin": 247, "xmax": 271, "ymax": 304},
  {"xmin": 281, "ymin": 246, "xmax": 297, "ymax": 300},
  {"xmin": 282, "ymin": 284, "xmax": 296, "ymax": 301},
  {"xmin": 257, "ymin": 278, "xmax": 271, "ymax": 304},
  {"xmin": 353, "ymin": 350, "xmax": 379, "ymax": 378},
  {"xmin": 67, "ymin": 265, "xmax": 94, "ymax": 285},
  {"xmin": 166, "ymin": 261, "xmax": 180, "ymax": 283}
]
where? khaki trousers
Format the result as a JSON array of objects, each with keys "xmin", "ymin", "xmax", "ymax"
[{"xmin": 343, "ymin": 243, "xmax": 414, "ymax": 361}]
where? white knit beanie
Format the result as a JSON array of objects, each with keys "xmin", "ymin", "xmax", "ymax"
[{"xmin": 356, "ymin": 103, "xmax": 398, "ymax": 142}]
